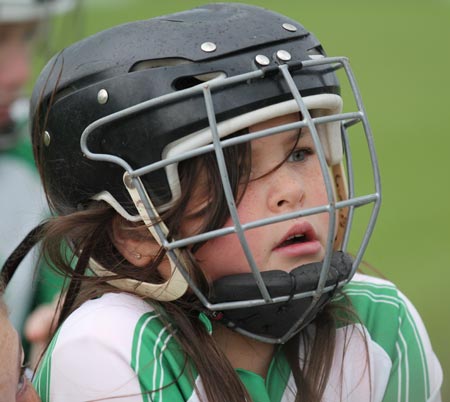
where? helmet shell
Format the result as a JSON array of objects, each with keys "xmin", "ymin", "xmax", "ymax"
[{"xmin": 31, "ymin": 3, "xmax": 339, "ymax": 215}]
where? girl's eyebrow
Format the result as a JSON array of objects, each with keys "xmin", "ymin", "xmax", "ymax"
[{"xmin": 283, "ymin": 128, "xmax": 303, "ymax": 146}]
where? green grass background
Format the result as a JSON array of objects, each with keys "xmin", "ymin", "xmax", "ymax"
[{"xmin": 38, "ymin": 0, "xmax": 449, "ymax": 398}]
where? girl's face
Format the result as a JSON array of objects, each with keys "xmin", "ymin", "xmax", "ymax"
[{"xmin": 182, "ymin": 113, "xmax": 334, "ymax": 282}]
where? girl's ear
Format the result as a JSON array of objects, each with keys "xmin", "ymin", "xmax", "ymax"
[{"xmin": 111, "ymin": 216, "xmax": 156, "ymax": 268}]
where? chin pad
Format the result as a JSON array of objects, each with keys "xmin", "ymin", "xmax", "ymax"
[{"xmin": 207, "ymin": 251, "xmax": 353, "ymax": 342}]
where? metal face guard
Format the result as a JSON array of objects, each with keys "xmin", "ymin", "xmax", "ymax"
[{"xmin": 80, "ymin": 57, "xmax": 381, "ymax": 343}]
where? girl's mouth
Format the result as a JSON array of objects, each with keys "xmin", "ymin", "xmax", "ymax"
[
  {"xmin": 273, "ymin": 222, "xmax": 322, "ymax": 257},
  {"xmin": 278, "ymin": 233, "xmax": 309, "ymax": 247}
]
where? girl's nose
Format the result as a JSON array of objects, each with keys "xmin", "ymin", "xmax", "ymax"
[{"xmin": 267, "ymin": 165, "xmax": 305, "ymax": 213}]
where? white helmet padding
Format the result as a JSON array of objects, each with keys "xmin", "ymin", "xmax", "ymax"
[
  {"xmin": 163, "ymin": 93, "xmax": 343, "ymax": 210},
  {"xmin": 97, "ymin": 93, "xmax": 344, "ymax": 222}
]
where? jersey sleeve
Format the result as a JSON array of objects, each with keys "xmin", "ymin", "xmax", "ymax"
[
  {"xmin": 34, "ymin": 325, "xmax": 143, "ymax": 401},
  {"xmin": 381, "ymin": 289, "xmax": 443, "ymax": 402},
  {"xmin": 345, "ymin": 274, "xmax": 443, "ymax": 402},
  {"xmin": 33, "ymin": 293, "xmax": 200, "ymax": 402}
]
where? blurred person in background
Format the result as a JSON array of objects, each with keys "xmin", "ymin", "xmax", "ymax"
[{"xmin": 0, "ymin": 0, "xmax": 77, "ymax": 367}]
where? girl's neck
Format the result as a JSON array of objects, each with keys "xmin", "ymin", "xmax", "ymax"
[{"xmin": 212, "ymin": 324, "xmax": 275, "ymax": 378}]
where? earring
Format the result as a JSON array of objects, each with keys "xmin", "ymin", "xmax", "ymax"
[{"xmin": 132, "ymin": 251, "xmax": 142, "ymax": 260}]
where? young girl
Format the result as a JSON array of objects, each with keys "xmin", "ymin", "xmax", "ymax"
[{"xmin": 9, "ymin": 3, "xmax": 442, "ymax": 401}]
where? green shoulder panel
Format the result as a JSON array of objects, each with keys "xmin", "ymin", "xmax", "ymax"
[
  {"xmin": 341, "ymin": 277, "xmax": 431, "ymax": 402},
  {"xmin": 33, "ymin": 328, "xmax": 62, "ymax": 402},
  {"xmin": 130, "ymin": 312, "xmax": 198, "ymax": 402}
]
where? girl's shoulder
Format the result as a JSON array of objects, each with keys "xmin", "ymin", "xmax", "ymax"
[
  {"xmin": 62, "ymin": 293, "xmax": 156, "ymax": 333},
  {"xmin": 34, "ymin": 293, "xmax": 180, "ymax": 401},
  {"xmin": 344, "ymin": 272, "xmax": 404, "ymax": 302},
  {"xmin": 56, "ymin": 292, "xmax": 166, "ymax": 349},
  {"xmin": 334, "ymin": 274, "xmax": 443, "ymax": 401},
  {"xmin": 40, "ymin": 291, "xmax": 174, "ymax": 381},
  {"xmin": 65, "ymin": 292, "xmax": 155, "ymax": 323},
  {"xmin": 339, "ymin": 273, "xmax": 434, "ymax": 372},
  {"xmin": 342, "ymin": 272, "xmax": 421, "ymax": 337}
]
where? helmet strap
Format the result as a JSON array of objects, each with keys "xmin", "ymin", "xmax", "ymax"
[
  {"xmin": 90, "ymin": 173, "xmax": 188, "ymax": 302},
  {"xmin": 332, "ymin": 162, "xmax": 349, "ymax": 250}
]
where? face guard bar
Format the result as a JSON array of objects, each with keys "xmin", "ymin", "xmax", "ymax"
[{"xmin": 80, "ymin": 56, "xmax": 381, "ymax": 344}]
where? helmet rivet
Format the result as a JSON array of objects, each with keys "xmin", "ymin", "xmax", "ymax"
[
  {"xmin": 97, "ymin": 89, "xmax": 109, "ymax": 104},
  {"xmin": 124, "ymin": 174, "xmax": 134, "ymax": 189},
  {"xmin": 43, "ymin": 130, "xmax": 51, "ymax": 146},
  {"xmin": 255, "ymin": 54, "xmax": 270, "ymax": 66},
  {"xmin": 276, "ymin": 50, "xmax": 292, "ymax": 62},
  {"xmin": 201, "ymin": 42, "xmax": 217, "ymax": 52},
  {"xmin": 282, "ymin": 23, "xmax": 297, "ymax": 32}
]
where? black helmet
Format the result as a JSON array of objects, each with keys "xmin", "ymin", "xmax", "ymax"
[
  {"xmin": 31, "ymin": 2, "xmax": 340, "ymax": 216},
  {"xmin": 30, "ymin": 3, "xmax": 381, "ymax": 343}
]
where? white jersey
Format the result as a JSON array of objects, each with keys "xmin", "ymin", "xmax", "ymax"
[{"xmin": 34, "ymin": 273, "xmax": 443, "ymax": 402}]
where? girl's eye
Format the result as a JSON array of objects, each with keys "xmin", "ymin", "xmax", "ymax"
[{"xmin": 287, "ymin": 148, "xmax": 313, "ymax": 162}]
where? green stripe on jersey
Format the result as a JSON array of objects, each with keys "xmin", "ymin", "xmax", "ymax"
[
  {"xmin": 341, "ymin": 280, "xmax": 430, "ymax": 402},
  {"xmin": 130, "ymin": 312, "xmax": 197, "ymax": 402},
  {"xmin": 33, "ymin": 328, "xmax": 61, "ymax": 402},
  {"xmin": 130, "ymin": 312, "xmax": 292, "ymax": 402}
]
